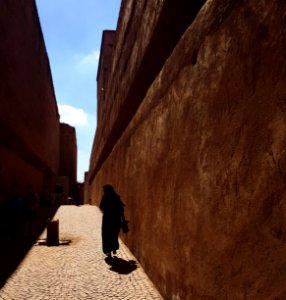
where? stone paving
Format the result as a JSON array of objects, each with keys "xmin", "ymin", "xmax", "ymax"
[{"xmin": 0, "ymin": 205, "xmax": 163, "ymax": 300}]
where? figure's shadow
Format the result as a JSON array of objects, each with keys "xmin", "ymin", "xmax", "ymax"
[{"xmin": 105, "ymin": 256, "xmax": 137, "ymax": 274}]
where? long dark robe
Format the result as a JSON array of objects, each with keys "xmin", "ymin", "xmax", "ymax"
[{"xmin": 99, "ymin": 191, "xmax": 124, "ymax": 254}]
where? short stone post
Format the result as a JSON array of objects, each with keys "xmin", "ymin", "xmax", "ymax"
[{"xmin": 47, "ymin": 219, "xmax": 59, "ymax": 246}]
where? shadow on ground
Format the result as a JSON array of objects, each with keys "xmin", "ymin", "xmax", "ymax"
[
  {"xmin": 35, "ymin": 239, "xmax": 72, "ymax": 246},
  {"xmin": 105, "ymin": 256, "xmax": 138, "ymax": 274},
  {"xmin": 0, "ymin": 205, "xmax": 59, "ymax": 288}
]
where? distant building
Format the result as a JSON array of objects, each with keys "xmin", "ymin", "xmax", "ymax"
[{"xmin": 59, "ymin": 123, "xmax": 77, "ymax": 200}]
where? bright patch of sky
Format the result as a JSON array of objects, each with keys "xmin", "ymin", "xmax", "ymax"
[
  {"xmin": 35, "ymin": 0, "xmax": 121, "ymax": 182},
  {"xmin": 58, "ymin": 104, "xmax": 88, "ymax": 126}
]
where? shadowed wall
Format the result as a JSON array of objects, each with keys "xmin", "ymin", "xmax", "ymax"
[
  {"xmin": 0, "ymin": 0, "xmax": 60, "ymax": 201},
  {"xmin": 89, "ymin": 0, "xmax": 286, "ymax": 299}
]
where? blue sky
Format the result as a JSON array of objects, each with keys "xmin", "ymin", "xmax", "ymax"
[{"xmin": 35, "ymin": 0, "xmax": 121, "ymax": 182}]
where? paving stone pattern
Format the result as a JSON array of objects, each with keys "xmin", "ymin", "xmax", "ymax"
[{"xmin": 0, "ymin": 205, "xmax": 163, "ymax": 300}]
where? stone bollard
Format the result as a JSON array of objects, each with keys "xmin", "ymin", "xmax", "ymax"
[{"xmin": 47, "ymin": 219, "xmax": 59, "ymax": 246}]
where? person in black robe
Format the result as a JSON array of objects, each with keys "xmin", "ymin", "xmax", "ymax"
[{"xmin": 99, "ymin": 185, "xmax": 124, "ymax": 257}]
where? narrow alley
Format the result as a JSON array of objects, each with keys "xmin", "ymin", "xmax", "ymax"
[{"xmin": 0, "ymin": 205, "xmax": 163, "ymax": 300}]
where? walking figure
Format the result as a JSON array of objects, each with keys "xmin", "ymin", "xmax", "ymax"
[{"xmin": 99, "ymin": 185, "xmax": 125, "ymax": 257}]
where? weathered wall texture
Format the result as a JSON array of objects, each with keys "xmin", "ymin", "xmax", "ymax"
[
  {"xmin": 89, "ymin": 0, "xmax": 286, "ymax": 299},
  {"xmin": 89, "ymin": 0, "xmax": 205, "ymax": 183},
  {"xmin": 0, "ymin": 0, "xmax": 60, "ymax": 201},
  {"xmin": 59, "ymin": 123, "xmax": 77, "ymax": 198}
]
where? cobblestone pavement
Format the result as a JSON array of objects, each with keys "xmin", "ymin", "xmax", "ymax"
[{"xmin": 0, "ymin": 205, "xmax": 163, "ymax": 300}]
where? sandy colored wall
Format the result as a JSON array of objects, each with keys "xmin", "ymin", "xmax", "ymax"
[
  {"xmin": 0, "ymin": 0, "xmax": 60, "ymax": 201},
  {"xmin": 89, "ymin": 0, "xmax": 286, "ymax": 299},
  {"xmin": 89, "ymin": 0, "xmax": 205, "ymax": 183},
  {"xmin": 96, "ymin": 30, "xmax": 116, "ymax": 130}
]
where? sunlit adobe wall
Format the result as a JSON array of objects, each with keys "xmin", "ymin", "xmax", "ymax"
[
  {"xmin": 89, "ymin": 0, "xmax": 205, "ymax": 185},
  {"xmin": 89, "ymin": 31, "xmax": 116, "ymax": 174},
  {"xmin": 89, "ymin": 0, "xmax": 286, "ymax": 299},
  {"xmin": 96, "ymin": 30, "xmax": 116, "ymax": 130},
  {"xmin": 0, "ymin": 0, "xmax": 60, "ymax": 202}
]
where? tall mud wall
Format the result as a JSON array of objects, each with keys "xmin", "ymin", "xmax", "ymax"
[
  {"xmin": 0, "ymin": 0, "xmax": 60, "ymax": 201},
  {"xmin": 89, "ymin": 0, "xmax": 205, "ymax": 183},
  {"xmin": 89, "ymin": 0, "xmax": 286, "ymax": 299},
  {"xmin": 96, "ymin": 30, "xmax": 115, "ymax": 130}
]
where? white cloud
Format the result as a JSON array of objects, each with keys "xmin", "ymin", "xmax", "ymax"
[
  {"xmin": 58, "ymin": 104, "xmax": 88, "ymax": 126},
  {"xmin": 77, "ymin": 50, "xmax": 100, "ymax": 67}
]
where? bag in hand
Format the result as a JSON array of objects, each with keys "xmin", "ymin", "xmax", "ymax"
[{"xmin": 121, "ymin": 215, "xmax": 129, "ymax": 233}]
